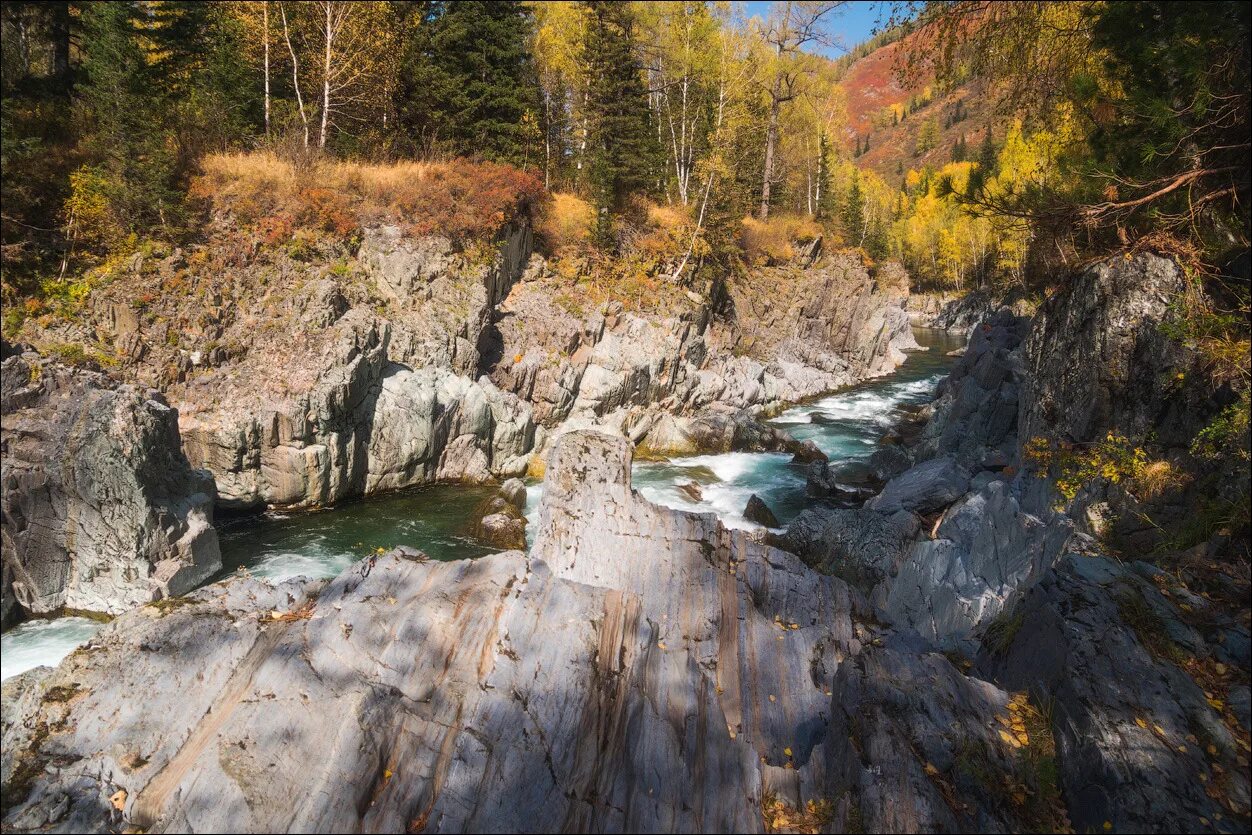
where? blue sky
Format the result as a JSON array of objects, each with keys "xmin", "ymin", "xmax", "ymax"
[{"xmin": 740, "ymin": 1, "xmax": 898, "ymax": 56}]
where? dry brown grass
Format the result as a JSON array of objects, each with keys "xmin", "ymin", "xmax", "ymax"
[
  {"xmin": 739, "ymin": 214, "xmax": 824, "ymax": 265},
  {"xmin": 536, "ymin": 192, "xmax": 594, "ymax": 253},
  {"xmin": 1133, "ymin": 459, "xmax": 1187, "ymax": 502},
  {"xmin": 193, "ymin": 152, "xmax": 545, "ymax": 243}
]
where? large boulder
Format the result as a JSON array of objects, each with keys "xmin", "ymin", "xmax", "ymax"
[
  {"xmin": 865, "ymin": 456, "xmax": 971, "ymax": 514},
  {"xmin": 782, "ymin": 506, "xmax": 919, "ymax": 589},
  {"xmin": 877, "ymin": 479, "xmax": 1074, "ymax": 650},
  {"xmin": 1, "ymin": 352, "xmax": 220, "ymax": 625}
]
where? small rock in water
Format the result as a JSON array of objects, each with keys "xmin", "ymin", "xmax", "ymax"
[
  {"xmin": 743, "ymin": 494, "xmax": 780, "ymax": 528},
  {"xmin": 499, "ymin": 477, "xmax": 528, "ymax": 511},
  {"xmin": 477, "ymin": 513, "xmax": 527, "ymax": 550},
  {"xmin": 676, "ymin": 480, "xmax": 704, "ymax": 502},
  {"xmin": 790, "ymin": 439, "xmax": 827, "ymax": 464}
]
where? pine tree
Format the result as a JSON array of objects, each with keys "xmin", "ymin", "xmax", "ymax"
[
  {"xmin": 977, "ymin": 128, "xmax": 997, "ymax": 173},
  {"xmin": 842, "ymin": 171, "xmax": 865, "ymax": 247},
  {"xmin": 397, "ymin": 1, "xmax": 541, "ymax": 165},
  {"xmin": 583, "ymin": 0, "xmax": 655, "ymax": 248},
  {"xmin": 78, "ymin": 1, "xmax": 178, "ymax": 234},
  {"xmin": 815, "ymin": 131, "xmax": 834, "ymax": 219},
  {"xmin": 951, "ymin": 133, "xmax": 967, "ymax": 163},
  {"xmin": 967, "ymin": 128, "xmax": 996, "ymax": 198}
]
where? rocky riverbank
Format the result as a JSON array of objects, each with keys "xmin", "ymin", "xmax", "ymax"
[
  {"xmin": 781, "ymin": 252, "xmax": 1251, "ymax": 832},
  {"xmin": 3, "ymin": 236, "xmax": 1246, "ymax": 834},
  {"xmin": 3, "ymin": 212, "xmax": 916, "ymax": 623}
]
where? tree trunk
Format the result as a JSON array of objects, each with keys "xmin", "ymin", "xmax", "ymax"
[
  {"xmin": 759, "ymin": 96, "xmax": 780, "ymax": 220},
  {"xmin": 279, "ymin": 2, "xmax": 309, "ymax": 148},
  {"xmin": 319, "ymin": 2, "xmax": 331, "ymax": 148},
  {"xmin": 51, "ymin": 1, "xmax": 70, "ymax": 88},
  {"xmin": 263, "ymin": 3, "xmax": 271, "ymax": 137}
]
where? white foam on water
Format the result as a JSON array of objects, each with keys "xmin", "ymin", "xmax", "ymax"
[
  {"xmin": 246, "ymin": 551, "xmax": 357, "ymax": 584},
  {"xmin": 632, "ymin": 452, "xmax": 795, "ymax": 529},
  {"xmin": 523, "ymin": 483, "xmax": 544, "ymax": 546},
  {"xmin": 2, "ymin": 617, "xmax": 104, "ymax": 681},
  {"xmin": 775, "ymin": 373, "xmax": 944, "ymax": 428}
]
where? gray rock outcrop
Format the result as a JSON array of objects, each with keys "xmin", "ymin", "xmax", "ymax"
[
  {"xmin": 179, "ymin": 315, "xmax": 536, "ymax": 509},
  {"xmin": 981, "ymin": 554, "xmax": 1250, "ymax": 833},
  {"xmin": 1, "ymin": 352, "xmax": 220, "ymax": 625},
  {"xmin": 1020, "ymin": 252, "xmax": 1204, "ymax": 447},
  {"xmin": 1, "ymin": 431, "xmax": 862, "ymax": 832}
]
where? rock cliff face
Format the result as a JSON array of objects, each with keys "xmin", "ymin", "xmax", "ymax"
[
  {"xmin": 41, "ymin": 216, "xmax": 917, "ymax": 511},
  {"xmin": 1020, "ymin": 252, "xmax": 1207, "ymax": 448},
  {"xmin": 177, "ymin": 311, "xmax": 536, "ymax": 509},
  {"xmin": 490, "ymin": 250, "xmax": 918, "ymax": 457},
  {"xmin": 0, "ymin": 351, "xmax": 220, "ymax": 626},
  {"xmin": 171, "ymin": 224, "xmax": 539, "ymax": 510}
]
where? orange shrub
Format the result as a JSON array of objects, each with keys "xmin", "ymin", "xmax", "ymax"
[
  {"xmin": 257, "ymin": 213, "xmax": 296, "ymax": 246},
  {"xmin": 297, "ymin": 187, "xmax": 358, "ymax": 237},
  {"xmin": 402, "ymin": 160, "xmax": 546, "ymax": 241}
]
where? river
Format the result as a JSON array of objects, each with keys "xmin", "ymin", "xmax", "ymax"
[{"xmin": 0, "ymin": 326, "xmax": 962, "ymax": 681}]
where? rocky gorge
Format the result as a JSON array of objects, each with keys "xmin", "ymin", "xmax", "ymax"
[
  {"xmin": 2, "ymin": 235, "xmax": 1249, "ymax": 833},
  {"xmin": 2, "ymin": 209, "xmax": 918, "ymax": 625}
]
